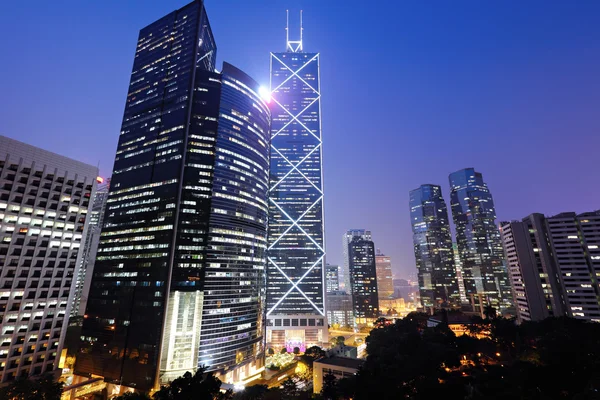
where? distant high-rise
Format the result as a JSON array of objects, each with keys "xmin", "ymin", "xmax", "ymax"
[
  {"xmin": 500, "ymin": 214, "xmax": 565, "ymax": 322},
  {"xmin": 76, "ymin": 1, "xmax": 271, "ymax": 390},
  {"xmin": 71, "ymin": 178, "xmax": 109, "ymax": 317},
  {"xmin": 409, "ymin": 184, "xmax": 460, "ymax": 308},
  {"xmin": 0, "ymin": 136, "xmax": 98, "ymax": 383},
  {"xmin": 342, "ymin": 229, "xmax": 371, "ymax": 293},
  {"xmin": 375, "ymin": 250, "xmax": 394, "ymax": 299},
  {"xmin": 325, "ymin": 264, "xmax": 340, "ymax": 293},
  {"xmin": 266, "ymin": 13, "xmax": 327, "ymax": 351},
  {"xmin": 449, "ymin": 169, "xmax": 513, "ymax": 311},
  {"xmin": 326, "ymin": 291, "xmax": 354, "ymax": 328},
  {"xmin": 348, "ymin": 236, "xmax": 379, "ymax": 324}
]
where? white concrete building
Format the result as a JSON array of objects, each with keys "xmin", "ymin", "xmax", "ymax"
[{"xmin": 0, "ymin": 136, "xmax": 98, "ymax": 382}]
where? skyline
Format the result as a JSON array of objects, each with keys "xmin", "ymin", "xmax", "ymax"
[{"xmin": 2, "ymin": 0, "xmax": 600, "ymax": 278}]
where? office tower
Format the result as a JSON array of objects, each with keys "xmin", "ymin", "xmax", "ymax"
[
  {"xmin": 266, "ymin": 14, "xmax": 327, "ymax": 351},
  {"xmin": 325, "ymin": 264, "xmax": 340, "ymax": 293},
  {"xmin": 409, "ymin": 184, "xmax": 460, "ymax": 308},
  {"xmin": 499, "ymin": 214, "xmax": 565, "ymax": 322},
  {"xmin": 0, "ymin": 135, "xmax": 98, "ymax": 383},
  {"xmin": 342, "ymin": 229, "xmax": 371, "ymax": 293},
  {"xmin": 449, "ymin": 169, "xmax": 512, "ymax": 311},
  {"xmin": 71, "ymin": 178, "xmax": 109, "ymax": 317},
  {"xmin": 500, "ymin": 211, "xmax": 600, "ymax": 322},
  {"xmin": 348, "ymin": 236, "xmax": 379, "ymax": 324},
  {"xmin": 375, "ymin": 250, "xmax": 394, "ymax": 299},
  {"xmin": 326, "ymin": 291, "xmax": 354, "ymax": 328},
  {"xmin": 547, "ymin": 211, "xmax": 600, "ymax": 321},
  {"xmin": 76, "ymin": 1, "xmax": 271, "ymax": 390},
  {"xmin": 453, "ymin": 243, "xmax": 468, "ymax": 304}
]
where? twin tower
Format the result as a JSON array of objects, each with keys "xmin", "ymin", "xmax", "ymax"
[{"xmin": 75, "ymin": 0, "xmax": 326, "ymax": 392}]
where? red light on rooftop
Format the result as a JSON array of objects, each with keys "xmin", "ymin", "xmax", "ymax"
[{"xmin": 96, "ymin": 176, "xmax": 104, "ymax": 184}]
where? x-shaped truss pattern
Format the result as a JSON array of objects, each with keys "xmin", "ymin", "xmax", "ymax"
[{"xmin": 267, "ymin": 52, "xmax": 325, "ymax": 317}]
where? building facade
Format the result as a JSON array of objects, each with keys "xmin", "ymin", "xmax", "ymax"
[
  {"xmin": 500, "ymin": 211, "xmax": 600, "ymax": 322},
  {"xmin": 71, "ymin": 179, "xmax": 109, "ymax": 317},
  {"xmin": 547, "ymin": 212, "xmax": 600, "ymax": 321},
  {"xmin": 325, "ymin": 264, "xmax": 340, "ymax": 293},
  {"xmin": 342, "ymin": 230, "xmax": 372, "ymax": 293},
  {"xmin": 76, "ymin": 1, "xmax": 271, "ymax": 390},
  {"xmin": 266, "ymin": 21, "xmax": 327, "ymax": 351},
  {"xmin": 0, "ymin": 136, "xmax": 98, "ymax": 383},
  {"xmin": 409, "ymin": 184, "xmax": 460, "ymax": 308},
  {"xmin": 325, "ymin": 291, "xmax": 353, "ymax": 328},
  {"xmin": 348, "ymin": 236, "xmax": 379, "ymax": 324},
  {"xmin": 374, "ymin": 250, "xmax": 394, "ymax": 299},
  {"xmin": 448, "ymin": 169, "xmax": 513, "ymax": 312}
]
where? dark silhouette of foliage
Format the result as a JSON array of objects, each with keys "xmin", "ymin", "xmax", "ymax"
[
  {"xmin": 113, "ymin": 392, "xmax": 152, "ymax": 400},
  {"xmin": 0, "ymin": 374, "xmax": 63, "ymax": 400},
  {"xmin": 153, "ymin": 366, "xmax": 232, "ymax": 400}
]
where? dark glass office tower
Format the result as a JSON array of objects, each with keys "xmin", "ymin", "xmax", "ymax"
[
  {"xmin": 266, "ymin": 22, "xmax": 327, "ymax": 349},
  {"xmin": 348, "ymin": 236, "xmax": 379, "ymax": 324},
  {"xmin": 409, "ymin": 184, "xmax": 460, "ymax": 308},
  {"xmin": 449, "ymin": 168, "xmax": 513, "ymax": 312},
  {"xmin": 76, "ymin": 1, "xmax": 271, "ymax": 391}
]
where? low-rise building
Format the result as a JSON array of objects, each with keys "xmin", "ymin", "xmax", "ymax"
[{"xmin": 313, "ymin": 357, "xmax": 364, "ymax": 393}]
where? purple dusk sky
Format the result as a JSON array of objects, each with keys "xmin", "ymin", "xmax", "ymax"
[{"xmin": 1, "ymin": 0, "xmax": 599, "ymax": 278}]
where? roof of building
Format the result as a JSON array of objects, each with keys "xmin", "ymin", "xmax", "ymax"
[{"xmin": 315, "ymin": 356, "xmax": 364, "ymax": 369}]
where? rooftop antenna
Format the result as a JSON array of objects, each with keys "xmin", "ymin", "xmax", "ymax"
[{"xmin": 286, "ymin": 10, "xmax": 303, "ymax": 52}]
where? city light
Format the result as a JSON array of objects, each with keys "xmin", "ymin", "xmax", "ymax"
[{"xmin": 259, "ymin": 86, "xmax": 271, "ymax": 102}]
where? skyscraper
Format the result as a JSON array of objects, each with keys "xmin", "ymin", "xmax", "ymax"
[
  {"xmin": 325, "ymin": 264, "xmax": 340, "ymax": 293},
  {"xmin": 348, "ymin": 236, "xmax": 379, "ymax": 324},
  {"xmin": 449, "ymin": 168, "xmax": 512, "ymax": 311},
  {"xmin": 375, "ymin": 250, "xmax": 394, "ymax": 299},
  {"xmin": 342, "ymin": 229, "xmax": 371, "ymax": 293},
  {"xmin": 499, "ymin": 214, "xmax": 565, "ymax": 322},
  {"xmin": 0, "ymin": 135, "xmax": 98, "ymax": 383},
  {"xmin": 76, "ymin": 1, "xmax": 271, "ymax": 390},
  {"xmin": 546, "ymin": 211, "xmax": 600, "ymax": 322},
  {"xmin": 266, "ymin": 14, "xmax": 327, "ymax": 350},
  {"xmin": 409, "ymin": 184, "xmax": 460, "ymax": 308},
  {"xmin": 71, "ymin": 178, "xmax": 109, "ymax": 317}
]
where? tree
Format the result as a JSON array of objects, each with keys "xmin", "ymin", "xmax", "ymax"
[
  {"xmin": 293, "ymin": 347, "xmax": 300, "ymax": 355},
  {"xmin": 280, "ymin": 347, "xmax": 288, "ymax": 354},
  {"xmin": 0, "ymin": 374, "xmax": 63, "ymax": 400},
  {"xmin": 233, "ymin": 384, "xmax": 269, "ymax": 400},
  {"xmin": 301, "ymin": 345, "xmax": 326, "ymax": 367},
  {"xmin": 280, "ymin": 377, "xmax": 297, "ymax": 399},
  {"xmin": 335, "ymin": 336, "xmax": 345, "ymax": 346},
  {"xmin": 113, "ymin": 393, "xmax": 152, "ymax": 400},
  {"xmin": 321, "ymin": 372, "xmax": 338, "ymax": 400},
  {"xmin": 153, "ymin": 367, "xmax": 231, "ymax": 400},
  {"xmin": 483, "ymin": 305, "xmax": 497, "ymax": 320},
  {"xmin": 267, "ymin": 348, "xmax": 275, "ymax": 356}
]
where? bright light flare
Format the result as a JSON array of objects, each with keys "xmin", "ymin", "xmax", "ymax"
[{"xmin": 259, "ymin": 86, "xmax": 271, "ymax": 103}]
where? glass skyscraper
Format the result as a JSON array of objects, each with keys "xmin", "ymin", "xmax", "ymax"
[
  {"xmin": 348, "ymin": 236, "xmax": 379, "ymax": 324},
  {"xmin": 409, "ymin": 184, "xmax": 460, "ymax": 308},
  {"xmin": 449, "ymin": 168, "xmax": 513, "ymax": 312},
  {"xmin": 76, "ymin": 1, "xmax": 271, "ymax": 391},
  {"xmin": 266, "ymin": 19, "xmax": 327, "ymax": 350}
]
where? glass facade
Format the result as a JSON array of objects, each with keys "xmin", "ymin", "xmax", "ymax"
[
  {"xmin": 348, "ymin": 236, "xmax": 379, "ymax": 323},
  {"xmin": 409, "ymin": 184, "xmax": 460, "ymax": 308},
  {"xmin": 72, "ymin": 179, "xmax": 110, "ymax": 317},
  {"xmin": 449, "ymin": 168, "xmax": 512, "ymax": 311},
  {"xmin": 325, "ymin": 264, "xmax": 340, "ymax": 293},
  {"xmin": 266, "ymin": 41, "xmax": 327, "ymax": 347},
  {"xmin": 76, "ymin": 1, "xmax": 270, "ymax": 390}
]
